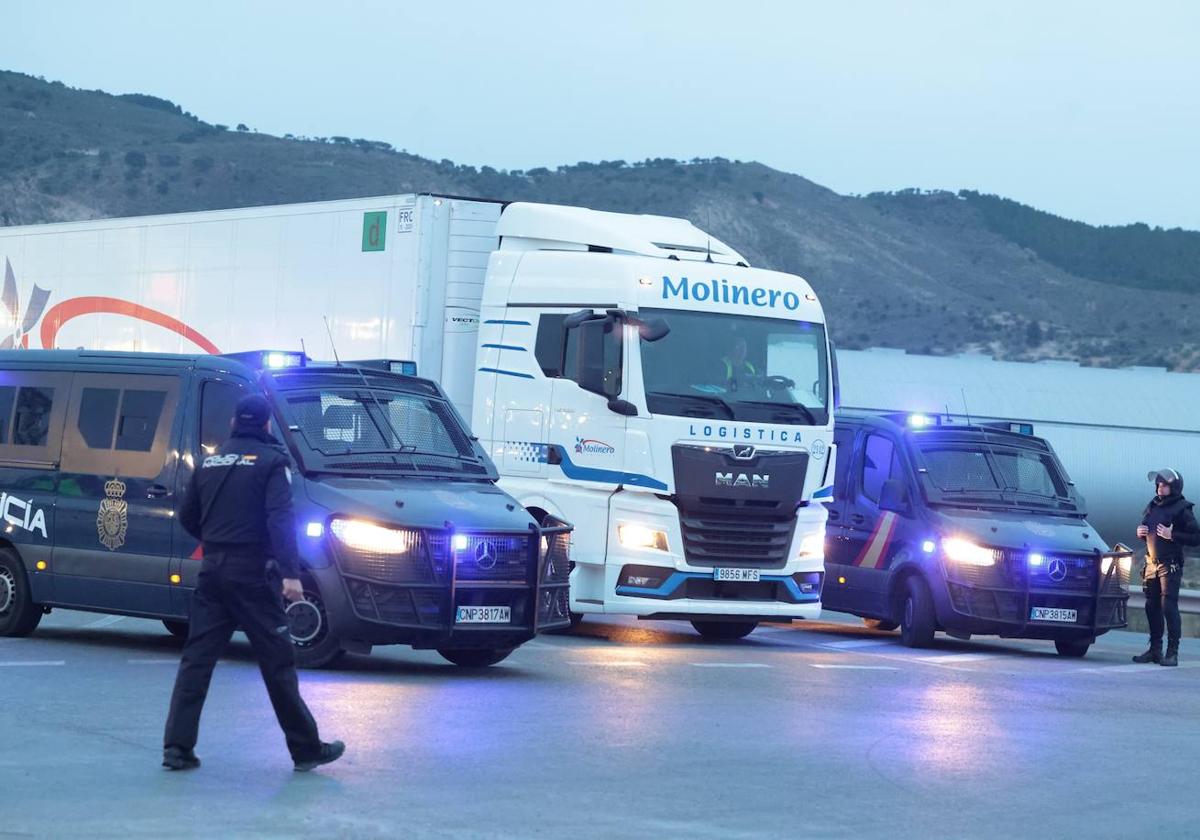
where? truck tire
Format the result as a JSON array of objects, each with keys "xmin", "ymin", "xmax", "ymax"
[
  {"xmin": 691, "ymin": 620, "xmax": 758, "ymax": 641},
  {"xmin": 163, "ymin": 620, "xmax": 189, "ymax": 640},
  {"xmin": 899, "ymin": 576, "xmax": 936, "ymax": 648},
  {"xmin": 0, "ymin": 550, "xmax": 42, "ymax": 637},
  {"xmin": 1054, "ymin": 637, "xmax": 1091, "ymax": 658},
  {"xmin": 437, "ymin": 647, "xmax": 514, "ymax": 668},
  {"xmin": 288, "ymin": 579, "xmax": 346, "ymax": 669},
  {"xmin": 863, "ymin": 617, "xmax": 899, "ymax": 632}
]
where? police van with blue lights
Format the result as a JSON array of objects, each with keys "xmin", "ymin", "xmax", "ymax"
[
  {"xmin": 0, "ymin": 348, "xmax": 571, "ymax": 667},
  {"xmin": 822, "ymin": 410, "xmax": 1131, "ymax": 657}
]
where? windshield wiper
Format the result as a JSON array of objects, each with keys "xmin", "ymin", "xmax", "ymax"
[
  {"xmin": 646, "ymin": 391, "xmax": 735, "ymax": 419},
  {"xmin": 733, "ymin": 399, "xmax": 818, "ymax": 425}
]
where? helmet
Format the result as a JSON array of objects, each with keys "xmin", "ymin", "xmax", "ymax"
[{"xmin": 1148, "ymin": 468, "xmax": 1184, "ymax": 496}]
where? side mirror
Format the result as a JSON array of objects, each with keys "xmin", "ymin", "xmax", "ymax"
[
  {"xmin": 638, "ymin": 317, "xmax": 671, "ymax": 343},
  {"xmin": 570, "ymin": 315, "xmax": 623, "ymax": 398},
  {"xmin": 563, "ymin": 308, "xmax": 597, "ymax": 329},
  {"xmin": 607, "ymin": 398, "xmax": 638, "ymax": 417},
  {"xmin": 878, "ymin": 479, "xmax": 910, "ymax": 515}
]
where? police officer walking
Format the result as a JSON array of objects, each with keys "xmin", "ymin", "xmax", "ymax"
[
  {"xmin": 162, "ymin": 394, "xmax": 344, "ymax": 771},
  {"xmin": 1132, "ymin": 468, "xmax": 1200, "ymax": 667}
]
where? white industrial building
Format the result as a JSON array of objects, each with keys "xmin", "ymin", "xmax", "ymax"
[{"xmin": 837, "ymin": 348, "xmax": 1200, "ymax": 548}]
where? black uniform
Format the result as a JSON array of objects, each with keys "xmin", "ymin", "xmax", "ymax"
[
  {"xmin": 1140, "ymin": 492, "xmax": 1200, "ymax": 648},
  {"xmin": 163, "ymin": 424, "xmax": 323, "ymax": 764}
]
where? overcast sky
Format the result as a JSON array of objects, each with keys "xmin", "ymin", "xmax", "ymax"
[{"xmin": 7, "ymin": 1, "xmax": 1199, "ymax": 230}]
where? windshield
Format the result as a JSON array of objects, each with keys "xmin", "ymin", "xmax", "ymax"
[
  {"xmin": 278, "ymin": 386, "xmax": 488, "ymax": 476},
  {"xmin": 918, "ymin": 444, "xmax": 1075, "ymax": 508},
  {"xmin": 639, "ymin": 308, "xmax": 829, "ymax": 424}
]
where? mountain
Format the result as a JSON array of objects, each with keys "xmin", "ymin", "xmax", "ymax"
[{"xmin": 2, "ymin": 69, "xmax": 1197, "ymax": 371}]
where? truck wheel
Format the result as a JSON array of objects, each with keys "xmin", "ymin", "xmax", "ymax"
[
  {"xmin": 163, "ymin": 620, "xmax": 189, "ymax": 640},
  {"xmin": 863, "ymin": 618, "xmax": 899, "ymax": 631},
  {"xmin": 437, "ymin": 647, "xmax": 514, "ymax": 667},
  {"xmin": 1054, "ymin": 637, "xmax": 1091, "ymax": 658},
  {"xmin": 0, "ymin": 550, "xmax": 42, "ymax": 637},
  {"xmin": 691, "ymin": 620, "xmax": 758, "ymax": 641},
  {"xmin": 288, "ymin": 580, "xmax": 346, "ymax": 669},
  {"xmin": 899, "ymin": 577, "xmax": 936, "ymax": 648}
]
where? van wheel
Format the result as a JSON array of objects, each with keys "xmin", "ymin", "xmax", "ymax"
[
  {"xmin": 1054, "ymin": 637, "xmax": 1091, "ymax": 658},
  {"xmin": 691, "ymin": 620, "xmax": 758, "ymax": 641},
  {"xmin": 437, "ymin": 647, "xmax": 514, "ymax": 668},
  {"xmin": 0, "ymin": 550, "xmax": 42, "ymax": 637},
  {"xmin": 288, "ymin": 581, "xmax": 346, "ymax": 669},
  {"xmin": 863, "ymin": 618, "xmax": 899, "ymax": 632},
  {"xmin": 163, "ymin": 620, "xmax": 189, "ymax": 640},
  {"xmin": 899, "ymin": 577, "xmax": 936, "ymax": 648}
]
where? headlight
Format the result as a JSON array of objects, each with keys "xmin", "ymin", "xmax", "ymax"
[
  {"xmin": 942, "ymin": 537, "xmax": 996, "ymax": 567},
  {"xmin": 330, "ymin": 518, "xmax": 419, "ymax": 555},
  {"xmin": 618, "ymin": 524, "xmax": 669, "ymax": 552},
  {"xmin": 1101, "ymin": 555, "xmax": 1133, "ymax": 575},
  {"xmin": 798, "ymin": 532, "xmax": 825, "ymax": 558}
]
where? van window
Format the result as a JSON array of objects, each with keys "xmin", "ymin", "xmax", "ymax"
[
  {"xmin": 862, "ymin": 434, "xmax": 898, "ymax": 503},
  {"xmin": 0, "ymin": 386, "xmax": 16, "ymax": 443},
  {"xmin": 833, "ymin": 427, "xmax": 854, "ymax": 491},
  {"xmin": 13, "ymin": 387, "xmax": 55, "ymax": 447},
  {"xmin": 200, "ymin": 380, "xmax": 246, "ymax": 455},
  {"xmin": 116, "ymin": 390, "xmax": 167, "ymax": 452},
  {"xmin": 61, "ymin": 374, "xmax": 179, "ymax": 479},
  {"xmin": 78, "ymin": 388, "xmax": 120, "ymax": 449}
]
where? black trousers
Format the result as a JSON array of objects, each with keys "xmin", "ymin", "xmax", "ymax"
[
  {"xmin": 163, "ymin": 555, "xmax": 321, "ymax": 760},
  {"xmin": 1144, "ymin": 563, "xmax": 1183, "ymax": 646}
]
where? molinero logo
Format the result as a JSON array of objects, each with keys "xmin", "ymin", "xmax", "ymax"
[
  {"xmin": 575, "ymin": 437, "xmax": 616, "ymax": 456},
  {"xmin": 662, "ymin": 275, "xmax": 805, "ymax": 311}
]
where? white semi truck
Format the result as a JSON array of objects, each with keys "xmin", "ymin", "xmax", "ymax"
[{"xmin": 0, "ymin": 194, "xmax": 836, "ymax": 639}]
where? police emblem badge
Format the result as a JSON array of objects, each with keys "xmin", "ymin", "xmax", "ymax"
[{"xmin": 97, "ymin": 478, "xmax": 128, "ymax": 551}]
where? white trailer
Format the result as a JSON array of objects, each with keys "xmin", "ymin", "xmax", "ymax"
[{"xmin": 0, "ymin": 194, "xmax": 836, "ymax": 638}]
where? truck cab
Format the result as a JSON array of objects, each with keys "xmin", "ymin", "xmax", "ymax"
[
  {"xmin": 0, "ymin": 349, "xmax": 571, "ymax": 667},
  {"xmin": 476, "ymin": 204, "xmax": 835, "ymax": 640},
  {"xmin": 823, "ymin": 411, "xmax": 1130, "ymax": 657}
]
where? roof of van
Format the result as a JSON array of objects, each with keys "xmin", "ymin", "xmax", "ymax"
[{"xmin": 838, "ymin": 409, "xmax": 1054, "ymax": 452}]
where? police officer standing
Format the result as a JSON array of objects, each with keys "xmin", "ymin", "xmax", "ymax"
[
  {"xmin": 162, "ymin": 394, "xmax": 344, "ymax": 771},
  {"xmin": 1133, "ymin": 468, "xmax": 1200, "ymax": 667}
]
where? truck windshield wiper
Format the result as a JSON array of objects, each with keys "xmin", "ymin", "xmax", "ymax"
[
  {"xmin": 733, "ymin": 400, "xmax": 818, "ymax": 425},
  {"xmin": 647, "ymin": 391, "xmax": 735, "ymax": 419}
]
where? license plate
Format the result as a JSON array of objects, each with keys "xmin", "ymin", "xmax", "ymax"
[
  {"xmin": 455, "ymin": 606, "xmax": 511, "ymax": 624},
  {"xmin": 714, "ymin": 568, "xmax": 761, "ymax": 582},
  {"xmin": 1030, "ymin": 607, "xmax": 1077, "ymax": 623}
]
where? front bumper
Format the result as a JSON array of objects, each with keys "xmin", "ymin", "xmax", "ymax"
[
  {"xmin": 938, "ymin": 547, "xmax": 1133, "ymax": 638},
  {"xmin": 318, "ymin": 517, "xmax": 572, "ymax": 650}
]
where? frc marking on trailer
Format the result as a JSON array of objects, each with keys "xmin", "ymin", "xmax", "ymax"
[{"xmin": 0, "ymin": 492, "xmax": 48, "ymax": 539}]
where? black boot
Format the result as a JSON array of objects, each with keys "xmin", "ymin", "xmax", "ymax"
[
  {"xmin": 162, "ymin": 746, "xmax": 201, "ymax": 771},
  {"xmin": 294, "ymin": 740, "xmax": 345, "ymax": 772},
  {"xmin": 1161, "ymin": 642, "xmax": 1179, "ymax": 667},
  {"xmin": 1132, "ymin": 642, "xmax": 1162, "ymax": 664}
]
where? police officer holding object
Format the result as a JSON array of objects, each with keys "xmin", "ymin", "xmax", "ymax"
[
  {"xmin": 162, "ymin": 394, "xmax": 344, "ymax": 771},
  {"xmin": 1132, "ymin": 468, "xmax": 1200, "ymax": 667}
]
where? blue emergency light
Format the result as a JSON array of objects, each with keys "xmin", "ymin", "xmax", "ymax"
[{"xmin": 223, "ymin": 350, "xmax": 308, "ymax": 370}]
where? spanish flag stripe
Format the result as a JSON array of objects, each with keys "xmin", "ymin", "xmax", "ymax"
[{"xmin": 855, "ymin": 512, "xmax": 898, "ymax": 570}]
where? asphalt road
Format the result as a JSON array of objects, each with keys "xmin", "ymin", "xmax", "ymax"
[{"xmin": 1, "ymin": 609, "xmax": 1196, "ymax": 839}]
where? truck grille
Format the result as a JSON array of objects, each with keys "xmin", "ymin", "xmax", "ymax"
[
  {"xmin": 679, "ymin": 508, "xmax": 796, "ymax": 569},
  {"xmin": 431, "ymin": 533, "xmax": 532, "ymax": 583}
]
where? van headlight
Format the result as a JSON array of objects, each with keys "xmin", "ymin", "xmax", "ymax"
[
  {"xmin": 330, "ymin": 518, "xmax": 419, "ymax": 555},
  {"xmin": 618, "ymin": 524, "xmax": 669, "ymax": 552},
  {"xmin": 942, "ymin": 537, "xmax": 996, "ymax": 567},
  {"xmin": 1101, "ymin": 555, "xmax": 1133, "ymax": 575}
]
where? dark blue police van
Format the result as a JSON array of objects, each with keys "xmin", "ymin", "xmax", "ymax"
[
  {"xmin": 0, "ymin": 350, "xmax": 571, "ymax": 667},
  {"xmin": 823, "ymin": 410, "xmax": 1131, "ymax": 657}
]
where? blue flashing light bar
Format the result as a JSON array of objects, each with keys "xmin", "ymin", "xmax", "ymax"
[{"xmin": 223, "ymin": 350, "xmax": 308, "ymax": 370}]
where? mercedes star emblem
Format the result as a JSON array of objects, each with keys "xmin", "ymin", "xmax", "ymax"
[
  {"xmin": 475, "ymin": 540, "xmax": 497, "ymax": 570},
  {"xmin": 1047, "ymin": 557, "xmax": 1067, "ymax": 582}
]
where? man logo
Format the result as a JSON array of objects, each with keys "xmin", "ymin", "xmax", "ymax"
[
  {"xmin": 97, "ymin": 478, "xmax": 128, "ymax": 551},
  {"xmin": 475, "ymin": 540, "xmax": 498, "ymax": 570},
  {"xmin": 2, "ymin": 259, "xmax": 51, "ymax": 350},
  {"xmin": 732, "ymin": 445, "xmax": 756, "ymax": 459},
  {"xmin": 715, "ymin": 472, "xmax": 770, "ymax": 488}
]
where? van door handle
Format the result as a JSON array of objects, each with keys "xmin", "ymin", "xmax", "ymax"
[
  {"xmin": 146, "ymin": 484, "xmax": 171, "ymax": 498},
  {"xmin": 827, "ymin": 510, "xmax": 840, "ymax": 521},
  {"xmin": 850, "ymin": 514, "xmax": 865, "ymax": 525}
]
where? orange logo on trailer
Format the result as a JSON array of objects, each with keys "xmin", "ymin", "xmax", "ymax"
[{"xmin": 2, "ymin": 259, "xmax": 221, "ymax": 354}]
